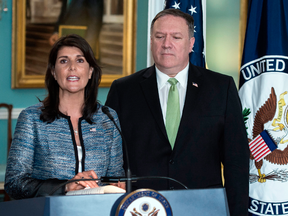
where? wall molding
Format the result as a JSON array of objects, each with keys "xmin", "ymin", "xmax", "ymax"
[
  {"xmin": 147, "ymin": 0, "xmax": 164, "ymax": 67},
  {"xmin": 0, "ymin": 108, "xmax": 23, "ymax": 120}
]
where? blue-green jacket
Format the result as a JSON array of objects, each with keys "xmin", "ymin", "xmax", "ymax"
[{"xmin": 5, "ymin": 103, "xmax": 124, "ymax": 199}]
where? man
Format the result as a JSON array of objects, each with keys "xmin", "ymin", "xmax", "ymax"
[{"xmin": 106, "ymin": 9, "xmax": 249, "ymax": 216}]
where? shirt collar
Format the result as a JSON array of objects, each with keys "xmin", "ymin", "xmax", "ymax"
[{"xmin": 156, "ymin": 63, "xmax": 189, "ymax": 89}]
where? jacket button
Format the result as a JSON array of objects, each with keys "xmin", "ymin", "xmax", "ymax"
[{"xmin": 169, "ymin": 159, "xmax": 174, "ymax": 164}]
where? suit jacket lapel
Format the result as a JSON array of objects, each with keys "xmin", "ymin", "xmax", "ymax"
[
  {"xmin": 176, "ymin": 63, "xmax": 203, "ymax": 143},
  {"xmin": 139, "ymin": 64, "xmax": 204, "ymax": 146},
  {"xmin": 140, "ymin": 66, "xmax": 168, "ymax": 139}
]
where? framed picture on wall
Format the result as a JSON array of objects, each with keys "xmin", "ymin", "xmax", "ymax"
[
  {"xmin": 12, "ymin": 0, "xmax": 136, "ymax": 88},
  {"xmin": 239, "ymin": 0, "xmax": 249, "ymax": 68}
]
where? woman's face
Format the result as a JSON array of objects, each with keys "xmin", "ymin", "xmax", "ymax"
[{"xmin": 52, "ymin": 46, "xmax": 93, "ymax": 96}]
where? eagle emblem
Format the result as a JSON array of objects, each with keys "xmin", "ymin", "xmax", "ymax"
[
  {"xmin": 249, "ymin": 87, "xmax": 288, "ymax": 183},
  {"xmin": 130, "ymin": 207, "xmax": 160, "ymax": 216}
]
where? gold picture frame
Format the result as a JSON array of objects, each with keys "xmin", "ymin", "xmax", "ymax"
[
  {"xmin": 239, "ymin": 0, "xmax": 249, "ymax": 69},
  {"xmin": 12, "ymin": 0, "xmax": 136, "ymax": 88}
]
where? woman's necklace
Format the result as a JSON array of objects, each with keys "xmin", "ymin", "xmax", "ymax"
[{"xmin": 74, "ymin": 129, "xmax": 78, "ymax": 136}]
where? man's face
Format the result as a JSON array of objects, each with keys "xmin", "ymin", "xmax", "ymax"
[{"xmin": 151, "ymin": 15, "xmax": 195, "ymax": 77}]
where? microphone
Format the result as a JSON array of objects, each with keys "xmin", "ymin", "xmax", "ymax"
[
  {"xmin": 101, "ymin": 106, "xmax": 132, "ymax": 193},
  {"xmin": 100, "ymin": 176, "xmax": 188, "ymax": 189}
]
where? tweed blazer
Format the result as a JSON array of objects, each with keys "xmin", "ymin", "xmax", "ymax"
[{"xmin": 5, "ymin": 103, "xmax": 124, "ymax": 199}]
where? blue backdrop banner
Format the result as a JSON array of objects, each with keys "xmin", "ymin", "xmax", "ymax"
[{"xmin": 239, "ymin": 1, "xmax": 288, "ymax": 215}]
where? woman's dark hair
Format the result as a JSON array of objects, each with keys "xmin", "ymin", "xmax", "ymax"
[{"xmin": 40, "ymin": 34, "xmax": 102, "ymax": 124}]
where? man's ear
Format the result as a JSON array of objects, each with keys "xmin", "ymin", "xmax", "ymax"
[{"xmin": 189, "ymin": 37, "xmax": 195, "ymax": 53}]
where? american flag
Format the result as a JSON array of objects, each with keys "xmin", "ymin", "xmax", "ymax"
[
  {"xmin": 249, "ymin": 130, "xmax": 277, "ymax": 162},
  {"xmin": 165, "ymin": 0, "xmax": 206, "ymax": 67},
  {"xmin": 192, "ymin": 82, "xmax": 198, "ymax": 87}
]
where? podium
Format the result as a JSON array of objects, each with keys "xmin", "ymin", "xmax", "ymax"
[{"xmin": 0, "ymin": 188, "xmax": 230, "ymax": 216}]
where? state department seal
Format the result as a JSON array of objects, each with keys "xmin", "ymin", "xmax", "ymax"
[{"xmin": 116, "ymin": 189, "xmax": 173, "ymax": 216}]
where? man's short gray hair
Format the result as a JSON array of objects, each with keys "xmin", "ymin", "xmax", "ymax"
[{"xmin": 150, "ymin": 8, "xmax": 194, "ymax": 38}]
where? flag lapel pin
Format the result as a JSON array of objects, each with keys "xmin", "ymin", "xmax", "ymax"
[{"xmin": 192, "ymin": 82, "xmax": 198, "ymax": 87}]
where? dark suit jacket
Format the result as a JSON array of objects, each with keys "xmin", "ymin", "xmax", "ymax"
[{"xmin": 105, "ymin": 63, "xmax": 249, "ymax": 216}]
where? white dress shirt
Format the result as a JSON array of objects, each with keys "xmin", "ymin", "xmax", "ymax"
[
  {"xmin": 77, "ymin": 146, "xmax": 83, "ymax": 173},
  {"xmin": 156, "ymin": 63, "xmax": 189, "ymax": 124}
]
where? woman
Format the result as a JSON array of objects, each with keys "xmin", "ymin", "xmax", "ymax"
[{"xmin": 5, "ymin": 34, "xmax": 125, "ymax": 199}]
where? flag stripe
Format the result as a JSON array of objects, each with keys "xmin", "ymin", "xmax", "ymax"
[
  {"xmin": 250, "ymin": 140, "xmax": 266, "ymax": 153},
  {"xmin": 255, "ymin": 150, "xmax": 270, "ymax": 162},
  {"xmin": 249, "ymin": 138, "xmax": 262, "ymax": 150},
  {"xmin": 254, "ymin": 146, "xmax": 269, "ymax": 159},
  {"xmin": 248, "ymin": 130, "xmax": 277, "ymax": 162}
]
